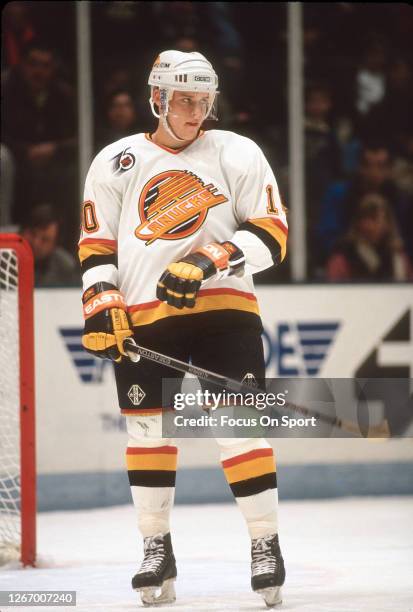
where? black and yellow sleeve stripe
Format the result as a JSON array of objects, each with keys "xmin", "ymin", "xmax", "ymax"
[
  {"xmin": 78, "ymin": 238, "xmax": 118, "ymax": 274},
  {"xmin": 238, "ymin": 218, "xmax": 288, "ymax": 266}
]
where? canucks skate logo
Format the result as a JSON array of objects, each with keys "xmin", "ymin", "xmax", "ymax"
[
  {"xmin": 135, "ymin": 170, "xmax": 228, "ymax": 245},
  {"xmin": 59, "ymin": 328, "xmax": 111, "ymax": 383},
  {"xmin": 111, "ymin": 147, "xmax": 136, "ymax": 174},
  {"xmin": 263, "ymin": 321, "xmax": 340, "ymax": 376}
]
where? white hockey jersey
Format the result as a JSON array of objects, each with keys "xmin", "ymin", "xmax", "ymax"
[{"xmin": 79, "ymin": 130, "xmax": 288, "ymax": 327}]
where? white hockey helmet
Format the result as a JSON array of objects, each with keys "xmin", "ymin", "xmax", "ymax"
[{"xmin": 148, "ymin": 50, "xmax": 219, "ymax": 139}]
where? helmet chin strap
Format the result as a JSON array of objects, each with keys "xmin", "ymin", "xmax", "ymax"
[{"xmin": 162, "ymin": 113, "xmax": 189, "ymax": 143}]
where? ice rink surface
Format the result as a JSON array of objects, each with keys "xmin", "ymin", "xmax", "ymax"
[{"xmin": 1, "ymin": 497, "xmax": 413, "ymax": 612}]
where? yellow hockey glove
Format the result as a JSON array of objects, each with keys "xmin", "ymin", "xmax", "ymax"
[
  {"xmin": 82, "ymin": 282, "xmax": 134, "ymax": 362},
  {"xmin": 156, "ymin": 241, "xmax": 245, "ymax": 309}
]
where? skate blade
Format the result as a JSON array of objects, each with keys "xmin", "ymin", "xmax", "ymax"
[
  {"xmin": 139, "ymin": 578, "xmax": 176, "ymax": 606},
  {"xmin": 257, "ymin": 586, "xmax": 282, "ymax": 608}
]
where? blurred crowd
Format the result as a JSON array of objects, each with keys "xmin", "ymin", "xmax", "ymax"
[{"xmin": 1, "ymin": 2, "xmax": 412, "ymax": 286}]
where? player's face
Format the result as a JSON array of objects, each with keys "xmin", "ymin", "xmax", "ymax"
[{"xmin": 167, "ymin": 91, "xmax": 210, "ymax": 140}]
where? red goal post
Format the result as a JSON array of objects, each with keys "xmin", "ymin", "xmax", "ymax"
[{"xmin": 0, "ymin": 233, "xmax": 36, "ymax": 566}]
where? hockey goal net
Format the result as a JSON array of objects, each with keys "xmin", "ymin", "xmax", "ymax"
[{"xmin": 0, "ymin": 234, "xmax": 36, "ymax": 566}]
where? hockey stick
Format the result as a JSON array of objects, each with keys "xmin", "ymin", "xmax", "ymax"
[{"xmin": 123, "ymin": 338, "xmax": 390, "ymax": 438}]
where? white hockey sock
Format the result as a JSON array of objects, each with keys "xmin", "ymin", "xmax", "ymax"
[
  {"xmin": 126, "ymin": 416, "xmax": 177, "ymax": 538},
  {"xmin": 217, "ymin": 437, "xmax": 278, "ymax": 539}
]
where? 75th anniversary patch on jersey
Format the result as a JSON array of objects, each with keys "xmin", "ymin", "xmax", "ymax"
[
  {"xmin": 111, "ymin": 147, "xmax": 136, "ymax": 174},
  {"xmin": 135, "ymin": 170, "xmax": 228, "ymax": 245}
]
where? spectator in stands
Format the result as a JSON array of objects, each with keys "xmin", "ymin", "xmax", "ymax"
[
  {"xmin": 2, "ymin": 39, "xmax": 77, "ymax": 250},
  {"xmin": 21, "ymin": 204, "xmax": 79, "ymax": 287},
  {"xmin": 97, "ymin": 64, "xmax": 154, "ymax": 141},
  {"xmin": 316, "ymin": 142, "xmax": 413, "ymax": 265},
  {"xmin": 326, "ymin": 193, "xmax": 412, "ymax": 282},
  {"xmin": 97, "ymin": 89, "xmax": 141, "ymax": 150},
  {"xmin": 304, "ymin": 83, "xmax": 341, "ymax": 273}
]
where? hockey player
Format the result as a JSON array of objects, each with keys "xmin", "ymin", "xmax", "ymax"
[{"xmin": 79, "ymin": 50, "xmax": 287, "ymax": 607}]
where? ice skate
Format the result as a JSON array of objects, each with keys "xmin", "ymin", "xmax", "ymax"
[
  {"xmin": 132, "ymin": 532, "xmax": 177, "ymax": 606},
  {"xmin": 251, "ymin": 533, "xmax": 285, "ymax": 608}
]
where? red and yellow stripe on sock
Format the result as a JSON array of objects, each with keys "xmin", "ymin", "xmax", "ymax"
[
  {"xmin": 222, "ymin": 447, "xmax": 277, "ymax": 498},
  {"xmin": 126, "ymin": 445, "xmax": 178, "ymax": 487}
]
